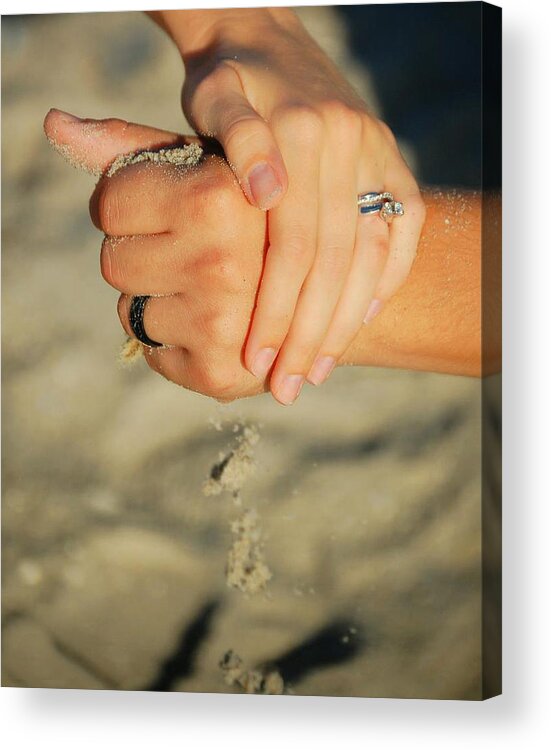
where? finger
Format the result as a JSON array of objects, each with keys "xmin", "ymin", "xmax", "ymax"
[
  {"xmin": 371, "ymin": 154, "xmax": 426, "ymax": 312},
  {"xmin": 144, "ymin": 346, "xmax": 265, "ymax": 403},
  {"xmin": 186, "ymin": 64, "xmax": 287, "ymax": 209},
  {"xmin": 43, "ymin": 109, "xmax": 188, "ymax": 176},
  {"xmin": 143, "ymin": 346, "xmax": 194, "ymax": 388},
  {"xmin": 117, "ymin": 293, "xmax": 254, "ymax": 400},
  {"xmin": 307, "ymin": 214, "xmax": 389, "ymax": 384},
  {"xmin": 268, "ymin": 135, "xmax": 358, "ymax": 405},
  {"xmin": 118, "ymin": 290, "xmax": 250, "ymax": 354},
  {"xmin": 100, "ymin": 234, "xmax": 182, "ymax": 295},
  {"xmin": 89, "ymin": 162, "xmax": 184, "ymax": 236},
  {"xmin": 243, "ymin": 118, "xmax": 322, "ymax": 384},
  {"xmin": 142, "ymin": 346, "xmax": 222, "ymax": 400},
  {"xmin": 100, "ymin": 223, "xmax": 251, "ymax": 296}
]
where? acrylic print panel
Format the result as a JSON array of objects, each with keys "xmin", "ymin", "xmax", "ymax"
[{"xmin": 1, "ymin": 3, "xmax": 501, "ymax": 699}]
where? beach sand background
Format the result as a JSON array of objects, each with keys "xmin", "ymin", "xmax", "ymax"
[{"xmin": 2, "ymin": 7, "xmax": 497, "ymax": 698}]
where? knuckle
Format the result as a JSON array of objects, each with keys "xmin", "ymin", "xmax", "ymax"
[
  {"xmin": 188, "ymin": 245, "xmax": 240, "ymax": 293},
  {"xmin": 97, "ymin": 181, "xmax": 125, "ymax": 235},
  {"xmin": 213, "ymin": 257, "xmax": 240, "ymax": 292},
  {"xmin": 102, "ymin": 118, "xmax": 130, "ymax": 139},
  {"xmin": 192, "ymin": 165, "xmax": 239, "ymax": 218},
  {"xmin": 222, "ymin": 116, "xmax": 264, "ymax": 155},
  {"xmin": 369, "ymin": 236, "xmax": 389, "ymax": 263},
  {"xmin": 193, "ymin": 72, "xmax": 218, "ymax": 104},
  {"xmin": 100, "ymin": 238, "xmax": 124, "ymax": 289},
  {"xmin": 323, "ymin": 100, "xmax": 362, "ymax": 135},
  {"xmin": 207, "ymin": 312, "xmax": 233, "ymax": 348},
  {"xmin": 203, "ymin": 62, "xmax": 236, "ymax": 93},
  {"xmin": 202, "ymin": 306, "xmax": 242, "ymax": 350},
  {"xmin": 275, "ymin": 230, "xmax": 315, "ymax": 266},
  {"xmin": 190, "ymin": 67, "xmax": 226, "ymax": 109},
  {"xmin": 376, "ymin": 118, "xmax": 398, "ymax": 147},
  {"xmin": 275, "ymin": 104, "xmax": 323, "ymax": 141},
  {"xmin": 199, "ymin": 362, "xmax": 242, "ymax": 400}
]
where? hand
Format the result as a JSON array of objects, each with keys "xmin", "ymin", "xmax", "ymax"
[
  {"xmin": 151, "ymin": 8, "xmax": 426, "ymax": 403},
  {"xmin": 44, "ymin": 109, "xmax": 267, "ymax": 402}
]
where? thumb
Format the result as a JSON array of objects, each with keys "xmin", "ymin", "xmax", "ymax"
[
  {"xmin": 185, "ymin": 66, "xmax": 288, "ymax": 210},
  {"xmin": 43, "ymin": 108, "xmax": 186, "ymax": 176}
]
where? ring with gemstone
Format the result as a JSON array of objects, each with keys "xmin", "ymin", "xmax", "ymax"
[
  {"xmin": 129, "ymin": 295, "xmax": 162, "ymax": 348},
  {"xmin": 358, "ymin": 191, "xmax": 404, "ymax": 221}
]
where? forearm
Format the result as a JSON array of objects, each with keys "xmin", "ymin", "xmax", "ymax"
[{"xmin": 342, "ymin": 189, "xmax": 501, "ymax": 377}]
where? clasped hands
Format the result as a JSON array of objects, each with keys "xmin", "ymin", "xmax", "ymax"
[
  {"xmin": 44, "ymin": 9, "xmax": 427, "ymax": 404},
  {"xmin": 44, "ymin": 104, "xmax": 425, "ymax": 404}
]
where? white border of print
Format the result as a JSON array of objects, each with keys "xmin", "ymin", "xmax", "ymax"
[{"xmin": 1, "ymin": 1, "xmax": 550, "ymax": 750}]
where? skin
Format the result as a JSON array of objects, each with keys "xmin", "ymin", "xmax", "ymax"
[
  {"xmin": 146, "ymin": 8, "xmax": 426, "ymax": 404},
  {"xmin": 44, "ymin": 112, "xmax": 500, "ymax": 403}
]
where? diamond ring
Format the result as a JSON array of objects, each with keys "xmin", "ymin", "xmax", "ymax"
[{"xmin": 358, "ymin": 191, "xmax": 404, "ymax": 221}]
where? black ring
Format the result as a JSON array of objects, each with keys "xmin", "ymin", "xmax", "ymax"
[{"xmin": 129, "ymin": 295, "xmax": 162, "ymax": 348}]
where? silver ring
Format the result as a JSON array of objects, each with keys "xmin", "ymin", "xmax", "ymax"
[
  {"xmin": 358, "ymin": 191, "xmax": 394, "ymax": 206},
  {"xmin": 129, "ymin": 295, "xmax": 162, "ymax": 348},
  {"xmin": 358, "ymin": 191, "xmax": 404, "ymax": 221}
]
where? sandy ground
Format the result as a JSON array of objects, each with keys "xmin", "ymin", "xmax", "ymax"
[{"xmin": 2, "ymin": 9, "xmax": 495, "ymax": 698}]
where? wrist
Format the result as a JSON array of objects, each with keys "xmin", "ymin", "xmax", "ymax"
[{"xmin": 148, "ymin": 8, "xmax": 300, "ymax": 61}]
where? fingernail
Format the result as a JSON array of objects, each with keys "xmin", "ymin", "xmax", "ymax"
[
  {"xmin": 277, "ymin": 374, "xmax": 305, "ymax": 405},
  {"xmin": 307, "ymin": 355, "xmax": 336, "ymax": 386},
  {"xmin": 364, "ymin": 299, "xmax": 383, "ymax": 324},
  {"xmin": 247, "ymin": 162, "xmax": 282, "ymax": 209},
  {"xmin": 251, "ymin": 347, "xmax": 277, "ymax": 379}
]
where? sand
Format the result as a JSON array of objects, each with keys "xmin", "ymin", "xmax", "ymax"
[
  {"xmin": 118, "ymin": 336, "xmax": 145, "ymax": 366},
  {"xmin": 226, "ymin": 509, "xmax": 272, "ymax": 595},
  {"xmin": 45, "ymin": 138, "xmax": 102, "ymax": 176},
  {"xmin": 203, "ymin": 424, "xmax": 260, "ymax": 499},
  {"xmin": 202, "ymin": 423, "xmax": 272, "ymax": 595},
  {"xmin": 219, "ymin": 650, "xmax": 284, "ymax": 695},
  {"xmin": 106, "ymin": 143, "xmax": 203, "ymax": 177}
]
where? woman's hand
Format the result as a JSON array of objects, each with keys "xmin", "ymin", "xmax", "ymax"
[{"xmin": 149, "ymin": 8, "xmax": 426, "ymax": 403}]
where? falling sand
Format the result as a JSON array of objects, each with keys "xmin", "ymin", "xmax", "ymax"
[
  {"xmin": 203, "ymin": 423, "xmax": 273, "ymax": 595},
  {"xmin": 219, "ymin": 649, "xmax": 284, "ymax": 695},
  {"xmin": 203, "ymin": 424, "xmax": 260, "ymax": 499},
  {"xmin": 118, "ymin": 337, "xmax": 145, "ymax": 366},
  {"xmin": 226, "ymin": 508, "xmax": 272, "ymax": 595}
]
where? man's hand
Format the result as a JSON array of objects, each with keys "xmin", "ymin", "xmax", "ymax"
[{"xmin": 44, "ymin": 108, "xmax": 269, "ymax": 402}]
